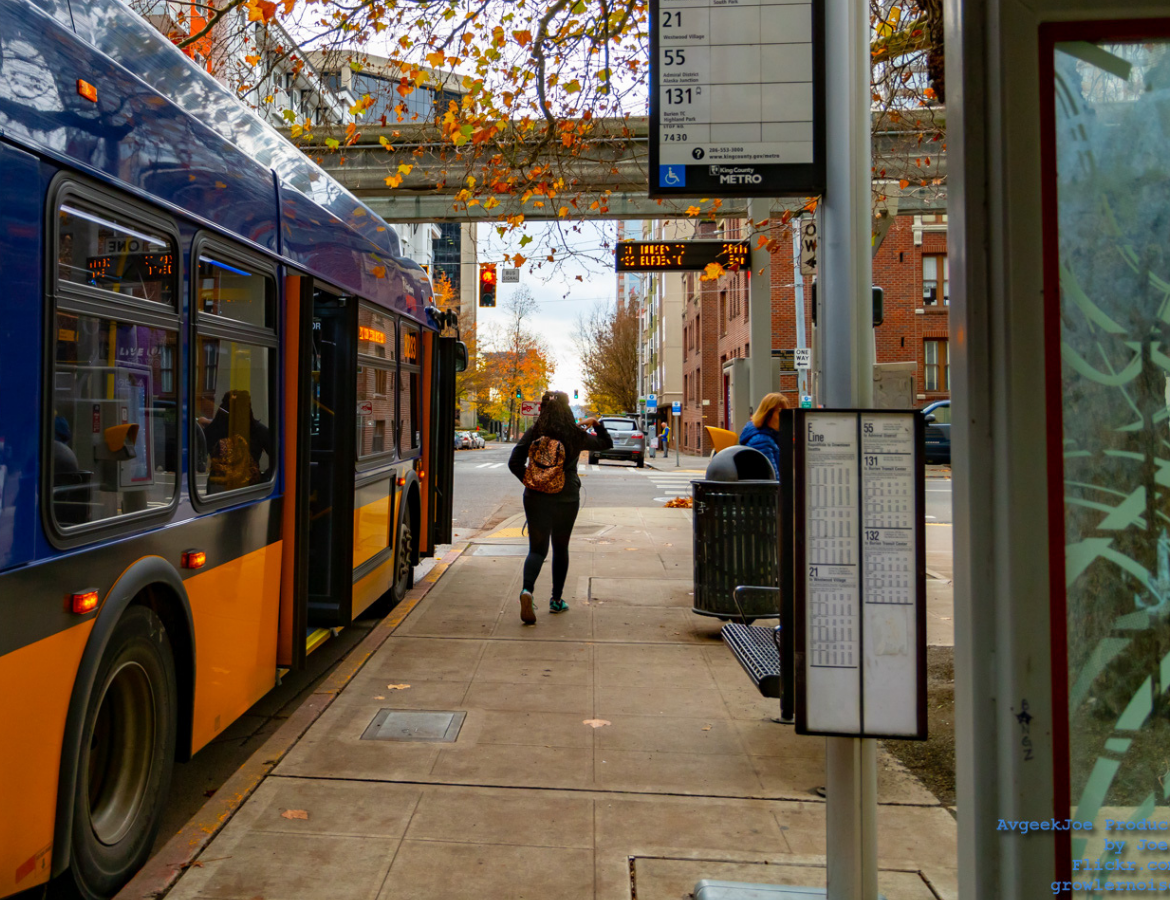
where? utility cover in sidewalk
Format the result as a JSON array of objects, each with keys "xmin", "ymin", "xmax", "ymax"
[
  {"xmin": 471, "ymin": 545, "xmax": 528, "ymax": 557},
  {"xmin": 360, "ymin": 710, "xmax": 466, "ymax": 742}
]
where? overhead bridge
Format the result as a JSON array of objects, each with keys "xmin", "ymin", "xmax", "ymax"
[{"xmin": 283, "ymin": 114, "xmax": 946, "ymax": 223}]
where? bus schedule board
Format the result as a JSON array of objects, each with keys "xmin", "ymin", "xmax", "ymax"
[
  {"xmin": 614, "ymin": 240, "xmax": 750, "ymax": 272},
  {"xmin": 648, "ymin": 0, "xmax": 826, "ymax": 199},
  {"xmin": 793, "ymin": 409, "xmax": 927, "ymax": 739}
]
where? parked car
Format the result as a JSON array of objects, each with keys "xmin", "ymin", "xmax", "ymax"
[
  {"xmin": 589, "ymin": 416, "xmax": 645, "ymax": 467},
  {"xmin": 456, "ymin": 431, "xmax": 472, "ymax": 450},
  {"xmin": 470, "ymin": 432, "xmax": 485, "ymax": 448},
  {"xmin": 922, "ymin": 400, "xmax": 951, "ymax": 464}
]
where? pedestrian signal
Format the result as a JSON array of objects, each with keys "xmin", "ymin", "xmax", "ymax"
[{"xmin": 479, "ymin": 263, "xmax": 497, "ymax": 307}]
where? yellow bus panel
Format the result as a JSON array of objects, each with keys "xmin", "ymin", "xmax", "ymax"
[
  {"xmin": 0, "ymin": 621, "xmax": 94, "ymax": 896},
  {"xmin": 186, "ymin": 542, "xmax": 282, "ymax": 753},
  {"xmin": 352, "ymin": 489, "xmax": 391, "ymax": 570},
  {"xmin": 351, "ymin": 553, "xmax": 394, "ymax": 620}
]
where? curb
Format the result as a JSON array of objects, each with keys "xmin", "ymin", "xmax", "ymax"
[{"xmin": 113, "ymin": 542, "xmax": 468, "ymax": 900}]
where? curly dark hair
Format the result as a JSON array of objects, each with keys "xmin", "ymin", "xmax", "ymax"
[{"xmin": 533, "ymin": 390, "xmax": 582, "ymax": 450}]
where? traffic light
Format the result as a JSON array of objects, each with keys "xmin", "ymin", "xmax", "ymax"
[
  {"xmin": 573, "ymin": 390, "xmax": 579, "ymax": 400},
  {"xmin": 515, "ymin": 387, "xmax": 521, "ymax": 399},
  {"xmin": 479, "ymin": 263, "xmax": 497, "ymax": 307}
]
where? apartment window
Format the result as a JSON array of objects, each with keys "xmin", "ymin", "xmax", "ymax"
[
  {"xmin": 720, "ymin": 292, "xmax": 728, "ymax": 334},
  {"xmin": 924, "ymin": 339, "xmax": 949, "ymax": 391},
  {"xmin": 923, "ymin": 255, "xmax": 949, "ymax": 306}
]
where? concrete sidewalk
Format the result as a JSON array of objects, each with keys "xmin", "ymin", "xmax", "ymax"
[{"xmin": 158, "ymin": 507, "xmax": 957, "ymax": 900}]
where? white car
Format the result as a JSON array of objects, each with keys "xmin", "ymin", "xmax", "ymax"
[{"xmin": 471, "ymin": 432, "xmax": 486, "ymax": 448}]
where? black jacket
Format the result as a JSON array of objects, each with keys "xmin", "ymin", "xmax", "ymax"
[{"xmin": 508, "ymin": 420, "xmax": 613, "ymax": 501}]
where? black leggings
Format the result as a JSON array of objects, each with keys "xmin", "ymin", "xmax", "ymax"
[{"xmin": 522, "ymin": 491, "xmax": 581, "ymax": 600}]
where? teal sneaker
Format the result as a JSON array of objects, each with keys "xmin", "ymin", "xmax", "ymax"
[
  {"xmin": 549, "ymin": 599, "xmax": 569, "ymax": 614},
  {"xmin": 519, "ymin": 590, "xmax": 536, "ymax": 625}
]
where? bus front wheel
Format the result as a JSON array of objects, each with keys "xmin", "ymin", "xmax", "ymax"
[
  {"xmin": 68, "ymin": 605, "xmax": 177, "ymax": 900},
  {"xmin": 392, "ymin": 519, "xmax": 415, "ymax": 603}
]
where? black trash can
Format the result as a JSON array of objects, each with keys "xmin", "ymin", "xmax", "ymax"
[{"xmin": 692, "ymin": 446, "xmax": 780, "ymax": 622}]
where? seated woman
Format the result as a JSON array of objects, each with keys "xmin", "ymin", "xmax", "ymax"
[{"xmin": 737, "ymin": 392, "xmax": 792, "ymax": 479}]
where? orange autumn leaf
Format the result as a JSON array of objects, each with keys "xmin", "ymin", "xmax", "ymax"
[
  {"xmin": 280, "ymin": 809, "xmax": 309, "ymax": 820},
  {"xmin": 246, "ymin": 0, "xmax": 277, "ymax": 23},
  {"xmin": 372, "ymin": 266, "xmax": 386, "ymax": 278}
]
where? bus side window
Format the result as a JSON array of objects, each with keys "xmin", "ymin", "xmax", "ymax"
[
  {"xmin": 399, "ymin": 321, "xmax": 421, "ymax": 457},
  {"xmin": 50, "ymin": 196, "xmax": 180, "ymax": 532},
  {"xmin": 192, "ymin": 246, "xmax": 278, "ymax": 501}
]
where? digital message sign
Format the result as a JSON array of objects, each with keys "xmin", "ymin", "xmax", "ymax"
[{"xmin": 614, "ymin": 240, "xmax": 750, "ymax": 272}]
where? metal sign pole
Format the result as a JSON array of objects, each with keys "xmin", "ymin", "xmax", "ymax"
[
  {"xmin": 821, "ymin": 0, "xmax": 877, "ymax": 892},
  {"xmin": 793, "ymin": 225, "xmax": 809, "ymax": 400},
  {"xmin": 748, "ymin": 197, "xmax": 774, "ymax": 418}
]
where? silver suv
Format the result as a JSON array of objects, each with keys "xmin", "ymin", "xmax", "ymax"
[{"xmin": 589, "ymin": 417, "xmax": 646, "ymax": 468}]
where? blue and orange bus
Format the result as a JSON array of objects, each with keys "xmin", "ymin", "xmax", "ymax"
[{"xmin": 0, "ymin": 1, "xmax": 463, "ymax": 896}]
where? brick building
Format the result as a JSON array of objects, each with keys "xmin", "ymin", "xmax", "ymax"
[{"xmin": 679, "ymin": 213, "xmax": 950, "ymax": 455}]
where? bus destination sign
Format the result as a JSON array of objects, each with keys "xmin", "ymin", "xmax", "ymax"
[{"xmin": 614, "ymin": 240, "xmax": 750, "ymax": 272}]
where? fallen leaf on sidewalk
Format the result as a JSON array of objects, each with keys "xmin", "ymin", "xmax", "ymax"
[
  {"xmin": 583, "ymin": 718, "xmax": 611, "ymax": 728},
  {"xmin": 664, "ymin": 543, "xmax": 673, "ymax": 547},
  {"xmin": 280, "ymin": 810, "xmax": 309, "ymax": 820},
  {"xmin": 626, "ymin": 547, "xmax": 638, "ymax": 551},
  {"xmin": 374, "ymin": 696, "xmax": 386, "ymax": 700},
  {"xmin": 702, "ymin": 725, "xmax": 712, "ymax": 731},
  {"xmin": 386, "ymin": 684, "xmax": 411, "ymax": 690}
]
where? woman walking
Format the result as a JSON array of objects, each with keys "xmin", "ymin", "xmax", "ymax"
[
  {"xmin": 508, "ymin": 391, "xmax": 613, "ymax": 624},
  {"xmin": 737, "ymin": 392, "xmax": 792, "ymax": 478}
]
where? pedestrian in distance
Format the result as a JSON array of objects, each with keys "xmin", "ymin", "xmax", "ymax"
[
  {"xmin": 508, "ymin": 391, "xmax": 613, "ymax": 624},
  {"xmin": 738, "ymin": 392, "xmax": 792, "ymax": 479}
]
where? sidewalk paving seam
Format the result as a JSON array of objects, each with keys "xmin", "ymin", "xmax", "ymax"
[{"xmin": 113, "ymin": 541, "xmax": 469, "ymax": 900}]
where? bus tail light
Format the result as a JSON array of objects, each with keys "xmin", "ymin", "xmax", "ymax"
[
  {"xmin": 71, "ymin": 589, "xmax": 100, "ymax": 614},
  {"xmin": 182, "ymin": 549, "xmax": 207, "ymax": 569},
  {"xmin": 397, "ymin": 476, "xmax": 407, "ymax": 486}
]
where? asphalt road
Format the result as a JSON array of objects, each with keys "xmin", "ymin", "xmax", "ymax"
[{"xmin": 455, "ymin": 443, "xmax": 953, "ymax": 524}]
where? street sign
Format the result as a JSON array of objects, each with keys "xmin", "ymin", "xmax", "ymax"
[
  {"xmin": 614, "ymin": 241, "xmax": 750, "ymax": 273},
  {"xmin": 648, "ymin": 0, "xmax": 826, "ymax": 199},
  {"xmin": 646, "ymin": 394, "xmax": 658, "ymax": 413},
  {"xmin": 800, "ymin": 395, "xmax": 813, "ymax": 408},
  {"xmin": 519, "ymin": 400, "xmax": 539, "ymax": 416},
  {"xmin": 357, "ymin": 400, "xmax": 374, "ymax": 417},
  {"xmin": 795, "ymin": 348, "xmax": 811, "ymax": 370},
  {"xmin": 800, "ymin": 219, "xmax": 818, "ymax": 276},
  {"xmin": 501, "ymin": 268, "xmax": 520, "ymax": 283},
  {"xmin": 672, "ymin": 400, "xmax": 682, "ymax": 415}
]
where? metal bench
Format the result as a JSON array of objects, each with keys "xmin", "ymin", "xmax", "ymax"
[{"xmin": 720, "ymin": 585, "xmax": 783, "ymax": 699}]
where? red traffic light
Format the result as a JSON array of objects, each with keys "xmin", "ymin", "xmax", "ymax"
[{"xmin": 479, "ymin": 264, "xmax": 497, "ymax": 307}]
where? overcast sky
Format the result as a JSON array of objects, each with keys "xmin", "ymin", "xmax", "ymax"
[{"xmin": 476, "ymin": 219, "xmax": 622, "ymax": 401}]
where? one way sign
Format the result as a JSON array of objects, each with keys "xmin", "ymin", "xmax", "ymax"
[{"xmin": 799, "ymin": 219, "xmax": 818, "ymax": 276}]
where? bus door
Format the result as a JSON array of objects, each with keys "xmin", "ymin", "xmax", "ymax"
[
  {"xmin": 306, "ymin": 285, "xmax": 357, "ymax": 627},
  {"xmin": 429, "ymin": 336, "xmax": 459, "ymax": 546}
]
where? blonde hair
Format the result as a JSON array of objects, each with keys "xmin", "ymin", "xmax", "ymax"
[{"xmin": 751, "ymin": 392, "xmax": 792, "ymax": 428}]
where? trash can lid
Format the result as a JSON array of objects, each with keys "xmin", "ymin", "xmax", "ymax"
[{"xmin": 704, "ymin": 445, "xmax": 776, "ymax": 481}]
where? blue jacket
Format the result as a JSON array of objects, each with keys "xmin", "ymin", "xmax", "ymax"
[{"xmin": 738, "ymin": 422, "xmax": 781, "ymax": 479}]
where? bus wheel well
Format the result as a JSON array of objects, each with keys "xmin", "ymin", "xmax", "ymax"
[{"xmin": 134, "ymin": 583, "xmax": 195, "ymax": 763}]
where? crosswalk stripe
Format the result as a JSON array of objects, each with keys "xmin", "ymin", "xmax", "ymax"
[
  {"xmin": 476, "ymin": 463, "xmax": 492, "ymax": 468},
  {"xmin": 491, "ymin": 463, "xmax": 505, "ymax": 468}
]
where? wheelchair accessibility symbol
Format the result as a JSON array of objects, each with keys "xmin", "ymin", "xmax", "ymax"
[{"xmin": 659, "ymin": 165, "xmax": 685, "ymax": 187}]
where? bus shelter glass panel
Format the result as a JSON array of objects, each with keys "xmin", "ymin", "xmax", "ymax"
[{"xmin": 1053, "ymin": 36, "xmax": 1170, "ymax": 884}]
